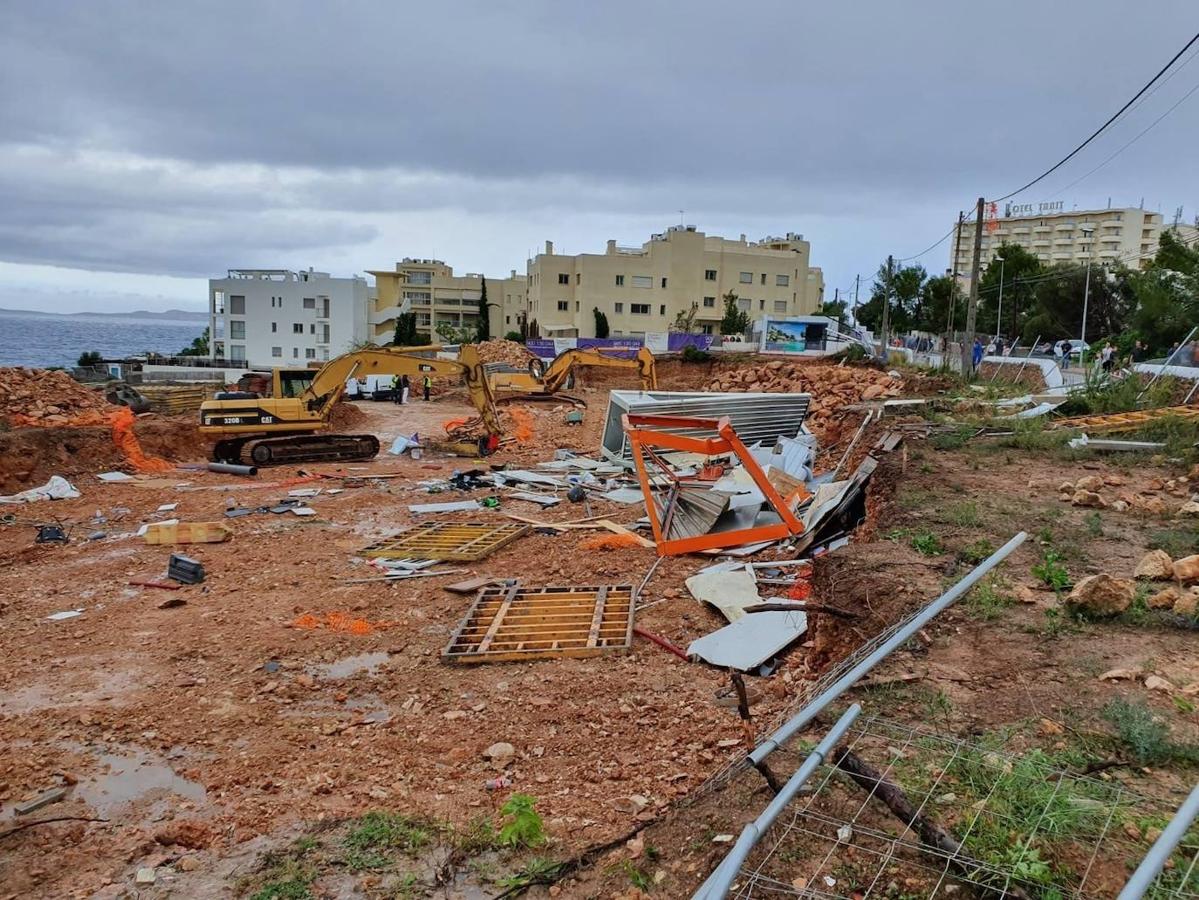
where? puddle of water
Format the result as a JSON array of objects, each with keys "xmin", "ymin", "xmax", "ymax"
[
  {"xmin": 0, "ymin": 669, "xmax": 141, "ymax": 714},
  {"xmin": 73, "ymin": 747, "xmax": 207, "ymax": 818},
  {"xmin": 315, "ymin": 651, "xmax": 390, "ymax": 679}
]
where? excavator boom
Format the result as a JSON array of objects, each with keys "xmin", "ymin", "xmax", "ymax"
[{"xmin": 490, "ymin": 346, "xmax": 658, "ymax": 401}]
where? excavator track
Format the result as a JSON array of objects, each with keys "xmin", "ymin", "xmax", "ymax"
[
  {"xmin": 495, "ymin": 392, "xmax": 587, "ymax": 408},
  {"xmin": 237, "ymin": 433, "xmax": 381, "ymax": 466}
]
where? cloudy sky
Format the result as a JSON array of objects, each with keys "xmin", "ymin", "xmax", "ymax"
[{"xmin": 1, "ymin": 1, "xmax": 1196, "ymax": 313}]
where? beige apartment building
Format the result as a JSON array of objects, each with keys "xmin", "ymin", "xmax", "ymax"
[
  {"xmin": 951, "ymin": 204, "xmax": 1167, "ymax": 282},
  {"xmin": 526, "ymin": 226, "xmax": 823, "ymax": 338},
  {"xmin": 369, "ymin": 259, "xmax": 527, "ymax": 343}
]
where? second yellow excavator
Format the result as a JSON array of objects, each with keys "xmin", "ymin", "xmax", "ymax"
[
  {"xmin": 198, "ymin": 345, "xmax": 501, "ymax": 465},
  {"xmin": 486, "ymin": 346, "xmax": 658, "ymax": 403}
]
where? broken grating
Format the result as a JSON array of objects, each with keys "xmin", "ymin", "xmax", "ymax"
[
  {"xmin": 361, "ymin": 522, "xmax": 529, "ymax": 562},
  {"xmin": 443, "ymin": 584, "xmax": 634, "ymax": 663}
]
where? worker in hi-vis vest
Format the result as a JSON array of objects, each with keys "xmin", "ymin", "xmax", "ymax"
[{"xmin": 422, "ymin": 374, "xmax": 432, "ymax": 401}]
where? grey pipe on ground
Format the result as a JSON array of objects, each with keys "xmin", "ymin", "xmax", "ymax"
[{"xmin": 206, "ymin": 462, "xmax": 258, "ymax": 476}]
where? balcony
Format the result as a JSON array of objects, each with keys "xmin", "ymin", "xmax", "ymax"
[
  {"xmin": 1053, "ymin": 237, "xmax": 1074, "ymax": 245},
  {"xmin": 1010, "ymin": 225, "xmax": 1031, "ymax": 234},
  {"xmin": 1100, "ymin": 218, "xmax": 1122, "ymax": 227},
  {"xmin": 1033, "ymin": 225, "xmax": 1052, "ymax": 233},
  {"xmin": 1052, "ymin": 252, "xmax": 1073, "ymax": 260},
  {"xmin": 1032, "ymin": 239, "xmax": 1051, "ymax": 248},
  {"xmin": 1055, "ymin": 223, "xmax": 1075, "ymax": 232}
]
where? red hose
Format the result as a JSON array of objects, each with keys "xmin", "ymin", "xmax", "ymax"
[{"xmin": 634, "ymin": 626, "xmax": 689, "ymax": 661}]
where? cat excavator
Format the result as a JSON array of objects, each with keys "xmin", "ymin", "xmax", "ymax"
[
  {"xmin": 487, "ymin": 346, "xmax": 658, "ymax": 404},
  {"xmin": 198, "ymin": 345, "xmax": 501, "ymax": 465}
]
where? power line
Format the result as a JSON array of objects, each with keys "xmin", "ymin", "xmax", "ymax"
[{"xmin": 992, "ymin": 30, "xmax": 1199, "ymax": 203}]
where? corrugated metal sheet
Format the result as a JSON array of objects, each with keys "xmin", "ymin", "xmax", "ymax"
[{"xmin": 602, "ymin": 390, "xmax": 811, "ymax": 461}]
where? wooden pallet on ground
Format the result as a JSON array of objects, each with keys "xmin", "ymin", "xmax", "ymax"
[
  {"xmin": 1047, "ymin": 404, "xmax": 1199, "ymax": 434},
  {"xmin": 361, "ymin": 522, "xmax": 529, "ymax": 562},
  {"xmin": 443, "ymin": 583, "xmax": 634, "ymax": 663}
]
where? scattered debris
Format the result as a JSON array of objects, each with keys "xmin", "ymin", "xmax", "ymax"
[
  {"xmin": 0, "ymin": 475, "xmax": 80, "ymax": 504},
  {"xmin": 686, "ymin": 609, "xmax": 808, "ymax": 671},
  {"xmin": 143, "ymin": 522, "xmax": 232, "ymax": 545},
  {"xmin": 167, "ymin": 554, "xmax": 206, "ymax": 585},
  {"xmin": 361, "ymin": 522, "xmax": 529, "ymax": 561},
  {"xmin": 13, "ymin": 787, "xmax": 68, "ymax": 816}
]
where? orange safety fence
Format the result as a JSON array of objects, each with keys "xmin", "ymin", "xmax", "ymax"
[
  {"xmin": 442, "ymin": 417, "xmax": 470, "ymax": 435},
  {"xmin": 292, "ymin": 612, "xmax": 394, "ymax": 634},
  {"xmin": 579, "ymin": 532, "xmax": 643, "ymax": 551},
  {"xmin": 506, "ymin": 406, "xmax": 534, "ymax": 442},
  {"xmin": 110, "ymin": 406, "xmax": 174, "ymax": 473},
  {"xmin": 787, "ymin": 579, "xmax": 813, "ymax": 601}
]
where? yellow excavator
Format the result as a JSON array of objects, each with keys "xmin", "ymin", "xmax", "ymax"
[
  {"xmin": 487, "ymin": 346, "xmax": 658, "ymax": 404},
  {"xmin": 199, "ymin": 345, "xmax": 501, "ymax": 465}
]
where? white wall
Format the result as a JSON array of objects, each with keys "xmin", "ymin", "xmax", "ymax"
[{"xmin": 208, "ymin": 270, "xmax": 369, "ymax": 368}]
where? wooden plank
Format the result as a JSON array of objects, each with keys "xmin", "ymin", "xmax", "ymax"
[
  {"xmin": 586, "ymin": 585, "xmax": 608, "ymax": 650},
  {"xmin": 476, "ymin": 581, "xmax": 520, "ymax": 654}
]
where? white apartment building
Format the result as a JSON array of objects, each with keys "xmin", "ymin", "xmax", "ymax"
[
  {"xmin": 208, "ymin": 269, "xmax": 370, "ymax": 368},
  {"xmin": 951, "ymin": 204, "xmax": 1167, "ymax": 282},
  {"xmin": 526, "ymin": 226, "xmax": 823, "ymax": 338}
]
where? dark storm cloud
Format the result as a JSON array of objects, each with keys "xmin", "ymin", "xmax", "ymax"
[{"xmin": 0, "ymin": 0, "xmax": 1196, "ymax": 286}]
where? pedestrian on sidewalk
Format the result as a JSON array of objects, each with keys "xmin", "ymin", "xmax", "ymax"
[
  {"xmin": 1060, "ymin": 340, "xmax": 1072, "ymax": 370},
  {"xmin": 1100, "ymin": 341, "xmax": 1115, "ymax": 375},
  {"xmin": 972, "ymin": 337, "xmax": 983, "ymax": 374},
  {"xmin": 423, "ymin": 374, "xmax": 432, "ymax": 401}
]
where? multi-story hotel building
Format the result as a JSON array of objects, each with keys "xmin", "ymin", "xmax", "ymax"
[
  {"xmin": 951, "ymin": 204, "xmax": 1168, "ymax": 283},
  {"xmin": 525, "ymin": 226, "xmax": 823, "ymax": 338}
]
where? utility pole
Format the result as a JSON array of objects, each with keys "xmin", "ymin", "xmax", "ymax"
[
  {"xmin": 960, "ymin": 197, "xmax": 985, "ymax": 377},
  {"xmin": 852, "ymin": 274, "xmax": 860, "ymax": 323},
  {"xmin": 880, "ymin": 255, "xmax": 893, "ymax": 359},
  {"xmin": 946, "ymin": 211, "xmax": 965, "ymax": 347}
]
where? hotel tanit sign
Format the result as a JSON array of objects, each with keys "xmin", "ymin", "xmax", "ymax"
[{"xmin": 1003, "ymin": 200, "xmax": 1064, "ymax": 217}]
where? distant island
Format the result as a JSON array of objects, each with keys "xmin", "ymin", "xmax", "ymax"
[{"xmin": 0, "ymin": 306, "xmax": 208, "ymax": 321}]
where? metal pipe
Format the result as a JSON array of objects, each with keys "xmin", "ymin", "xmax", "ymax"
[
  {"xmin": 1012, "ymin": 334, "xmax": 1041, "ymax": 385},
  {"xmin": 1139, "ymin": 325, "xmax": 1198, "ymax": 400},
  {"xmin": 695, "ymin": 705, "xmax": 862, "ymax": 900},
  {"xmin": 1117, "ymin": 784, "xmax": 1199, "ymax": 899},
  {"xmin": 749, "ymin": 532, "xmax": 1026, "ymax": 766},
  {"xmin": 1184, "ymin": 376, "xmax": 1199, "ymax": 406},
  {"xmin": 831, "ymin": 412, "xmax": 872, "ymax": 480},
  {"xmin": 206, "ymin": 462, "xmax": 258, "ymax": 476}
]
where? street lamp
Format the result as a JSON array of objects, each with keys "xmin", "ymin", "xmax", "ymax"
[
  {"xmin": 1080, "ymin": 225, "xmax": 1095, "ymax": 346},
  {"xmin": 993, "ymin": 255, "xmax": 1005, "ymax": 340}
]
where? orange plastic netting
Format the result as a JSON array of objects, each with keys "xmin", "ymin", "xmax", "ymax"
[
  {"xmin": 578, "ymin": 532, "xmax": 643, "ymax": 551},
  {"xmin": 506, "ymin": 406, "xmax": 534, "ymax": 442},
  {"xmin": 109, "ymin": 406, "xmax": 173, "ymax": 473},
  {"xmin": 292, "ymin": 612, "xmax": 392, "ymax": 634}
]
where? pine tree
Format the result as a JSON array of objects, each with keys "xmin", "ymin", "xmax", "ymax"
[
  {"xmin": 719, "ymin": 291, "xmax": 750, "ymax": 335},
  {"xmin": 476, "ymin": 276, "xmax": 491, "ymax": 342}
]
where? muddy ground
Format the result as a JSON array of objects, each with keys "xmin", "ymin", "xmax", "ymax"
[{"xmin": 1, "ymin": 363, "xmax": 1197, "ymax": 899}]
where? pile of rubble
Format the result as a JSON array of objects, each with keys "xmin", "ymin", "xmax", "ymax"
[
  {"xmin": 474, "ymin": 339, "xmax": 536, "ymax": 368},
  {"xmin": 1067, "ymin": 549, "xmax": 1199, "ymax": 618},
  {"xmin": 704, "ymin": 361, "xmax": 903, "ymax": 436},
  {"xmin": 0, "ymin": 367, "xmax": 112, "ymax": 427},
  {"xmin": 1058, "ymin": 472, "xmax": 1199, "ymax": 517}
]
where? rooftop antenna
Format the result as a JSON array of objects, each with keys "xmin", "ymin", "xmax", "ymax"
[{"xmin": 679, "ymin": 210, "xmax": 685, "ymax": 225}]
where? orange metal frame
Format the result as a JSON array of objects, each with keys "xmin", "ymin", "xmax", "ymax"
[{"xmin": 622, "ymin": 413, "xmax": 807, "ymax": 556}]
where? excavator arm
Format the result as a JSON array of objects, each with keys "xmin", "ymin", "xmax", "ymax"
[
  {"xmin": 538, "ymin": 346, "xmax": 658, "ymax": 393},
  {"xmin": 305, "ymin": 345, "xmax": 501, "ymax": 438}
]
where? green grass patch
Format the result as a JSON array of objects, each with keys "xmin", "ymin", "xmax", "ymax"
[
  {"xmin": 965, "ymin": 574, "xmax": 1014, "ymax": 621},
  {"xmin": 931, "ymin": 425, "xmax": 977, "ymax": 451},
  {"xmin": 498, "ymin": 793, "xmax": 546, "ymax": 849},
  {"xmin": 1148, "ymin": 528, "xmax": 1199, "ymax": 559},
  {"xmin": 1103, "ymin": 698, "xmax": 1199, "ymax": 766},
  {"xmin": 959, "ymin": 538, "xmax": 996, "ymax": 565},
  {"xmin": 498, "ymin": 857, "xmax": 564, "ymax": 891},
  {"xmin": 910, "ymin": 530, "xmax": 945, "ymax": 556},
  {"xmin": 1032, "ymin": 548, "xmax": 1070, "ymax": 592},
  {"xmin": 341, "ymin": 812, "xmax": 433, "ymax": 872}
]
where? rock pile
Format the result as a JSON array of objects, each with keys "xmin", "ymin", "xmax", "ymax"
[
  {"xmin": 1072, "ymin": 550, "xmax": 1199, "ymax": 618},
  {"xmin": 474, "ymin": 339, "xmax": 536, "ymax": 368},
  {"xmin": 1057, "ymin": 473, "xmax": 1198, "ymax": 516},
  {"xmin": 0, "ymin": 367, "xmax": 112, "ymax": 427},
  {"xmin": 704, "ymin": 360, "xmax": 903, "ymax": 438}
]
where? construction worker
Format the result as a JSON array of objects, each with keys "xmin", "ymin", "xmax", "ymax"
[
  {"xmin": 400, "ymin": 374, "xmax": 410, "ymax": 405},
  {"xmin": 391, "ymin": 374, "xmax": 402, "ymax": 405},
  {"xmin": 423, "ymin": 374, "xmax": 432, "ymax": 402}
]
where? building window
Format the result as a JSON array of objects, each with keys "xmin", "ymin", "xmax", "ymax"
[
  {"xmin": 701, "ymin": 323, "xmax": 714, "ymax": 335},
  {"xmin": 739, "ymin": 272, "xmax": 753, "ymax": 284},
  {"xmin": 631, "ymin": 303, "xmax": 650, "ymax": 315},
  {"xmin": 661, "ymin": 277, "xmax": 668, "ymax": 288},
  {"xmin": 229, "ymin": 295, "xmax": 245, "ymax": 315},
  {"xmin": 305, "ymin": 348, "xmax": 316, "ymax": 359},
  {"xmin": 705, "ymin": 269, "xmax": 717, "ymax": 281},
  {"xmin": 558, "ymin": 273, "xmax": 570, "ymax": 285},
  {"xmin": 631, "ymin": 275, "xmax": 652, "ymax": 288},
  {"xmin": 407, "ymin": 271, "xmax": 432, "ymax": 285},
  {"xmin": 293, "ymin": 347, "xmax": 299, "ymax": 358},
  {"xmin": 575, "ymin": 273, "xmax": 581, "ymax": 285},
  {"xmin": 229, "ymin": 320, "xmax": 246, "ymax": 339},
  {"xmin": 575, "ymin": 301, "xmax": 580, "ymax": 312},
  {"xmin": 703, "ymin": 296, "xmax": 715, "ymax": 308},
  {"xmin": 213, "ymin": 290, "xmax": 225, "ymax": 314},
  {"xmin": 271, "ymin": 322, "xmax": 277, "ymax": 333},
  {"xmin": 737, "ymin": 298, "xmax": 751, "ymax": 311},
  {"xmin": 230, "ymin": 345, "xmax": 246, "ymax": 362},
  {"xmin": 776, "ymin": 274, "xmax": 789, "ymax": 287},
  {"xmin": 760, "ymin": 274, "xmax": 766, "ymax": 285},
  {"xmin": 271, "ymin": 346, "xmax": 282, "ymax": 357},
  {"xmin": 759, "ymin": 299, "xmax": 766, "ymax": 310},
  {"xmin": 615, "ymin": 275, "xmax": 625, "ymax": 286},
  {"xmin": 293, "ymin": 323, "xmax": 303, "ymax": 334},
  {"xmin": 659, "ymin": 304, "xmax": 666, "ymax": 315},
  {"xmin": 557, "ymin": 300, "xmax": 569, "ymax": 311},
  {"xmin": 303, "ymin": 297, "xmax": 315, "ymax": 309},
  {"xmin": 320, "ymin": 324, "xmax": 330, "ymax": 343},
  {"xmin": 505, "ymin": 315, "xmax": 510, "ymax": 324},
  {"xmin": 773, "ymin": 300, "xmax": 788, "ymax": 312},
  {"xmin": 614, "ymin": 302, "xmax": 624, "ymax": 313},
  {"xmin": 309, "ymin": 323, "xmax": 315, "ymax": 334}
]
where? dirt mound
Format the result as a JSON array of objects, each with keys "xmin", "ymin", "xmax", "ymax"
[
  {"xmin": 328, "ymin": 401, "xmax": 368, "ymax": 431},
  {"xmin": 0, "ymin": 415, "xmax": 207, "ymax": 493},
  {"xmin": 0, "ymin": 367, "xmax": 112, "ymax": 426},
  {"xmin": 473, "ymin": 339, "xmax": 536, "ymax": 367},
  {"xmin": 704, "ymin": 360, "xmax": 903, "ymax": 440}
]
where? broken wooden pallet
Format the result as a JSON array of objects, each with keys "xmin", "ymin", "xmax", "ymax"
[
  {"xmin": 443, "ymin": 583, "xmax": 634, "ymax": 664},
  {"xmin": 361, "ymin": 522, "xmax": 529, "ymax": 562},
  {"xmin": 1047, "ymin": 404, "xmax": 1199, "ymax": 433}
]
